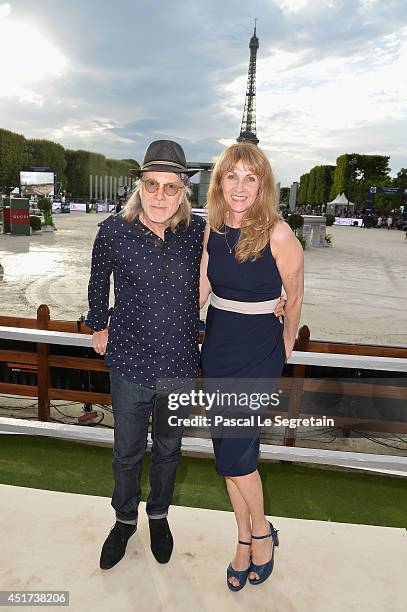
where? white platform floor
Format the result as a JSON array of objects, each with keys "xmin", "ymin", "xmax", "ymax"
[{"xmin": 0, "ymin": 484, "xmax": 406, "ymax": 612}]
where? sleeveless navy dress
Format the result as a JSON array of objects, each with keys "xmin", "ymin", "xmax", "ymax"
[{"xmin": 200, "ymin": 226, "xmax": 286, "ymax": 476}]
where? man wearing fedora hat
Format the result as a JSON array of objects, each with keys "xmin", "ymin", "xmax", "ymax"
[{"xmin": 85, "ymin": 140, "xmax": 204, "ymax": 570}]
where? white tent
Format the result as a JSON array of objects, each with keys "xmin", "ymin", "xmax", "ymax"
[
  {"xmin": 326, "ymin": 192, "xmax": 355, "ymax": 212},
  {"xmin": 327, "ymin": 192, "xmax": 355, "ymax": 206}
]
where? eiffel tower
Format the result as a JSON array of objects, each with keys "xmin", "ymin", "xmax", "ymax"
[{"xmin": 237, "ymin": 20, "xmax": 259, "ymax": 145}]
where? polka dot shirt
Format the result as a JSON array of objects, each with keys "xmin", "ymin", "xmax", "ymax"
[{"xmin": 85, "ymin": 213, "xmax": 205, "ymax": 389}]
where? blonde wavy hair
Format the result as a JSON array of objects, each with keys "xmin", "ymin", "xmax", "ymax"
[
  {"xmin": 121, "ymin": 176, "xmax": 192, "ymax": 231},
  {"xmin": 207, "ymin": 143, "xmax": 281, "ymax": 261}
]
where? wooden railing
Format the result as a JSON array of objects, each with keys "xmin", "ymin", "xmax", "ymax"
[
  {"xmin": 1, "ymin": 305, "xmax": 406, "ymax": 446},
  {"xmin": 0, "ymin": 305, "xmax": 110, "ymax": 420}
]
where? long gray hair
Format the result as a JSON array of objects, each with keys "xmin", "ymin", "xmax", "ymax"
[{"xmin": 120, "ymin": 178, "xmax": 192, "ymax": 231}]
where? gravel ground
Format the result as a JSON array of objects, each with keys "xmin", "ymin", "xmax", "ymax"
[{"xmin": 1, "ymin": 212, "xmax": 406, "ymax": 346}]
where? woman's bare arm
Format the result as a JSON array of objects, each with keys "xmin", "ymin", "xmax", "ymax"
[
  {"xmin": 270, "ymin": 220, "xmax": 304, "ymax": 360},
  {"xmin": 199, "ymin": 223, "xmax": 212, "ymax": 308}
]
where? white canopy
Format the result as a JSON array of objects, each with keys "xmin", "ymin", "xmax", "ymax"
[{"xmin": 327, "ymin": 192, "xmax": 355, "ymax": 207}]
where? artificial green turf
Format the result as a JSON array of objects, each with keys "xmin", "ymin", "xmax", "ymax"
[{"xmin": 0, "ymin": 435, "xmax": 406, "ymax": 528}]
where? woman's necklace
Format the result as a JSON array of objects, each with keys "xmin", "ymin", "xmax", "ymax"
[{"xmin": 224, "ymin": 227, "xmax": 239, "ymax": 254}]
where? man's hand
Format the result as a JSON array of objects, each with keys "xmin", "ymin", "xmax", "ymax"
[
  {"xmin": 274, "ymin": 296, "xmax": 286, "ymax": 319},
  {"xmin": 92, "ymin": 327, "xmax": 109, "ymax": 355}
]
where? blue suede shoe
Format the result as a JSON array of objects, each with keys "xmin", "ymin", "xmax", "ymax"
[
  {"xmin": 248, "ymin": 521, "xmax": 279, "ymax": 586},
  {"xmin": 226, "ymin": 539, "xmax": 251, "ymax": 592}
]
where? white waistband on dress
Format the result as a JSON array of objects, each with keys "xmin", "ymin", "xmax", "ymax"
[{"xmin": 210, "ymin": 292, "xmax": 280, "ymax": 315}]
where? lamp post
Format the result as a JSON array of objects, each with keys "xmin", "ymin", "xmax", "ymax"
[{"xmin": 347, "ymin": 157, "xmax": 358, "ymax": 215}]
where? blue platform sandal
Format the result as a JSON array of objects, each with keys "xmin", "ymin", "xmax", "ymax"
[
  {"xmin": 226, "ymin": 539, "xmax": 251, "ymax": 592},
  {"xmin": 248, "ymin": 521, "xmax": 279, "ymax": 586}
]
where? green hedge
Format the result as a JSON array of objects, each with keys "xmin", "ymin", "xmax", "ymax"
[
  {"xmin": 27, "ymin": 139, "xmax": 67, "ymax": 188},
  {"xmin": 288, "ymin": 213, "xmax": 304, "ymax": 233},
  {"xmin": 0, "ymin": 128, "xmax": 139, "ymax": 198},
  {"xmin": 0, "ymin": 128, "xmax": 29, "ymax": 192},
  {"xmin": 29, "ymin": 215, "xmax": 42, "ymax": 231}
]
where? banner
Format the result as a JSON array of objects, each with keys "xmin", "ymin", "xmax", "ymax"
[{"xmin": 334, "ymin": 217, "xmax": 362, "ymax": 226}]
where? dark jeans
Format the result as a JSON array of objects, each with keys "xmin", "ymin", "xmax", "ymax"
[{"xmin": 110, "ymin": 370, "xmax": 184, "ymax": 525}]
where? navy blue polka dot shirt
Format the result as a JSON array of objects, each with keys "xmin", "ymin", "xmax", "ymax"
[{"xmin": 85, "ymin": 213, "xmax": 205, "ymax": 389}]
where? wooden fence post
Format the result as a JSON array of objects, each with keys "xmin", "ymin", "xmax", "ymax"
[
  {"xmin": 283, "ymin": 325, "xmax": 310, "ymax": 447},
  {"xmin": 37, "ymin": 304, "xmax": 50, "ymax": 421}
]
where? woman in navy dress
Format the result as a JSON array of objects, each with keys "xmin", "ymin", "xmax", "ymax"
[{"xmin": 200, "ymin": 143, "xmax": 304, "ymax": 591}]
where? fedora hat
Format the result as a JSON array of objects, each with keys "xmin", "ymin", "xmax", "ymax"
[{"xmin": 130, "ymin": 140, "xmax": 199, "ymax": 177}]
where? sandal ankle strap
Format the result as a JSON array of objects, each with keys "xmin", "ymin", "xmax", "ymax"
[
  {"xmin": 251, "ymin": 532, "xmax": 272, "ymax": 540},
  {"xmin": 252, "ymin": 521, "xmax": 277, "ymax": 540},
  {"xmin": 238, "ymin": 539, "xmax": 251, "ymax": 546}
]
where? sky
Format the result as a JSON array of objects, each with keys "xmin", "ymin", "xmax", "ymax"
[{"xmin": 0, "ymin": 0, "xmax": 406, "ymax": 186}]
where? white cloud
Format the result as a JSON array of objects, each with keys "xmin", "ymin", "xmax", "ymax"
[
  {"xmin": 0, "ymin": 6, "xmax": 69, "ymax": 103},
  {"xmin": 1, "ymin": 0, "xmax": 406, "ymax": 184},
  {"xmin": 0, "ymin": 3, "xmax": 11, "ymax": 18},
  {"xmin": 222, "ymin": 24, "xmax": 407, "ymax": 183},
  {"xmin": 51, "ymin": 122, "xmax": 135, "ymax": 149},
  {"xmin": 279, "ymin": 0, "xmax": 309, "ymax": 13}
]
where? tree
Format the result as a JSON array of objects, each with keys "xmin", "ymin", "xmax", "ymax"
[
  {"xmin": 0, "ymin": 127, "xmax": 139, "ymax": 199},
  {"xmin": 287, "ymin": 213, "xmax": 304, "ymax": 234},
  {"xmin": 315, "ymin": 165, "xmax": 335, "ymax": 204},
  {"xmin": 27, "ymin": 139, "xmax": 67, "ymax": 189},
  {"xmin": 121, "ymin": 158, "xmax": 140, "ymax": 167},
  {"xmin": 307, "ymin": 167, "xmax": 317, "ymax": 203},
  {"xmin": 330, "ymin": 154, "xmax": 349, "ymax": 200},
  {"xmin": 64, "ymin": 151, "xmax": 137, "ymax": 198},
  {"xmin": 106, "ymin": 158, "xmax": 137, "ymax": 178},
  {"xmin": 324, "ymin": 213, "xmax": 335, "ymax": 226},
  {"xmin": 297, "ymin": 173, "xmax": 309, "ymax": 206},
  {"xmin": 29, "ymin": 215, "xmax": 42, "ymax": 231},
  {"xmin": 65, "ymin": 150, "xmax": 106, "ymax": 198},
  {"xmin": 359, "ymin": 155, "xmax": 390, "ymax": 182},
  {"xmin": 298, "ymin": 165, "xmax": 335, "ymax": 205},
  {"xmin": 389, "ymin": 168, "xmax": 407, "ymax": 209},
  {"xmin": 392, "ymin": 168, "xmax": 407, "ymax": 187},
  {"xmin": 279, "ymin": 187, "xmax": 290, "ymax": 205},
  {"xmin": 37, "ymin": 197, "xmax": 54, "ymax": 226},
  {"xmin": 0, "ymin": 128, "xmax": 29, "ymax": 192},
  {"xmin": 330, "ymin": 153, "xmax": 391, "ymax": 208}
]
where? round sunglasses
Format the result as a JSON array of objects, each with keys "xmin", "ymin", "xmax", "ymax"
[{"xmin": 141, "ymin": 178, "xmax": 184, "ymax": 197}]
